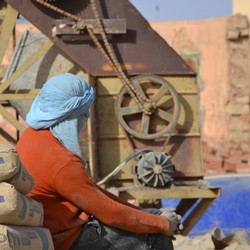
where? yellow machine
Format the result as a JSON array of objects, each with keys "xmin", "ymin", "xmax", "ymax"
[{"xmin": 0, "ymin": 0, "xmax": 220, "ymax": 235}]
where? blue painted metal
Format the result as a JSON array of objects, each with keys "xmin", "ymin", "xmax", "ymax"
[{"xmin": 162, "ymin": 174, "xmax": 250, "ymax": 236}]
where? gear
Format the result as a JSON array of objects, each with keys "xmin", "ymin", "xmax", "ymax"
[{"xmin": 136, "ymin": 151, "xmax": 175, "ymax": 187}]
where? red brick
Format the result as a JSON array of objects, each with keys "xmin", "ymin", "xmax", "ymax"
[
  {"xmin": 236, "ymin": 162, "xmax": 250, "ymax": 173},
  {"xmin": 204, "ymin": 155, "xmax": 224, "ymax": 174},
  {"xmin": 223, "ymin": 158, "xmax": 237, "ymax": 172}
]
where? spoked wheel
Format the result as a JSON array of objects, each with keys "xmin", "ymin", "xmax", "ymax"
[{"xmin": 116, "ymin": 75, "xmax": 181, "ymax": 140}]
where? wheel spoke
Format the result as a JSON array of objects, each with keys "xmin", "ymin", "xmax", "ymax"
[
  {"xmin": 117, "ymin": 75, "xmax": 180, "ymax": 140},
  {"xmin": 119, "ymin": 105, "xmax": 142, "ymax": 116},
  {"xmin": 151, "ymin": 85, "xmax": 168, "ymax": 103},
  {"xmin": 155, "ymin": 108, "xmax": 173, "ymax": 123},
  {"xmin": 140, "ymin": 113, "xmax": 150, "ymax": 135},
  {"xmin": 140, "ymin": 171, "xmax": 153, "ymax": 178},
  {"xmin": 161, "ymin": 155, "xmax": 171, "ymax": 166},
  {"xmin": 158, "ymin": 174, "xmax": 165, "ymax": 186},
  {"xmin": 133, "ymin": 79, "xmax": 147, "ymax": 99},
  {"xmin": 153, "ymin": 174, "xmax": 159, "ymax": 187},
  {"xmin": 145, "ymin": 159, "xmax": 155, "ymax": 167},
  {"xmin": 145, "ymin": 173, "xmax": 155, "ymax": 183}
]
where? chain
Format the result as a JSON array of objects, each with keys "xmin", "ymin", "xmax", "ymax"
[
  {"xmin": 89, "ymin": 0, "xmax": 150, "ymax": 109},
  {"xmin": 33, "ymin": 0, "xmax": 153, "ymax": 114}
]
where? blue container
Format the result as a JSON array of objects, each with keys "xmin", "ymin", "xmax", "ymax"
[{"xmin": 162, "ymin": 174, "xmax": 250, "ymax": 236}]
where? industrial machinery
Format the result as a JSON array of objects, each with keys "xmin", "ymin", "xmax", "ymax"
[{"xmin": 0, "ymin": 0, "xmax": 220, "ymax": 235}]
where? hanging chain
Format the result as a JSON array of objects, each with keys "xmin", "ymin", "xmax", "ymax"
[{"xmin": 33, "ymin": 0, "xmax": 154, "ymax": 114}]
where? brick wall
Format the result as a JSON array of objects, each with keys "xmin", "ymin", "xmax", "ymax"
[
  {"xmin": 203, "ymin": 15, "xmax": 250, "ymax": 175},
  {"xmin": 151, "ymin": 16, "xmax": 250, "ymax": 175}
]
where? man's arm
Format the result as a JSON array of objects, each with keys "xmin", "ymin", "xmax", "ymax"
[{"xmin": 54, "ymin": 160, "xmax": 170, "ymax": 235}]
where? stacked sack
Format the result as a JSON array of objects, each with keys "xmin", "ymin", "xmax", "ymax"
[{"xmin": 0, "ymin": 144, "xmax": 54, "ymax": 250}]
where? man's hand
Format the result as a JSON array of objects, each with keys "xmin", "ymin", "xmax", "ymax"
[
  {"xmin": 142, "ymin": 208, "xmax": 162, "ymax": 215},
  {"xmin": 160, "ymin": 208, "xmax": 183, "ymax": 236}
]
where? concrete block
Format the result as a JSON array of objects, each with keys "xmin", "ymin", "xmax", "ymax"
[
  {"xmin": 227, "ymin": 15, "xmax": 249, "ymax": 30},
  {"xmin": 228, "ymin": 130, "xmax": 249, "ymax": 142},
  {"xmin": 230, "ymin": 80, "xmax": 249, "ymax": 89},
  {"xmin": 240, "ymin": 28, "xmax": 250, "ymax": 37},
  {"xmin": 228, "ymin": 117, "xmax": 250, "ymax": 130},
  {"xmin": 239, "ymin": 143, "xmax": 250, "ymax": 153},
  {"xmin": 226, "ymin": 103, "xmax": 249, "ymax": 115},
  {"xmin": 235, "ymin": 95, "xmax": 250, "ymax": 104},
  {"xmin": 227, "ymin": 29, "xmax": 240, "ymax": 40},
  {"xmin": 229, "ymin": 41, "xmax": 249, "ymax": 49}
]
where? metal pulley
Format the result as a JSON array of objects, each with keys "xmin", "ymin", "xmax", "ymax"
[
  {"xmin": 135, "ymin": 151, "xmax": 175, "ymax": 187},
  {"xmin": 116, "ymin": 75, "xmax": 181, "ymax": 140}
]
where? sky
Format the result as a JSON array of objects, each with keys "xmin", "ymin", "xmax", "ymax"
[
  {"xmin": 129, "ymin": 0, "xmax": 233, "ymax": 22},
  {"xmin": 18, "ymin": 0, "xmax": 233, "ymax": 23}
]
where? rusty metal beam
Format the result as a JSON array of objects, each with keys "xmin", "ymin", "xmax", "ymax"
[
  {"xmin": 5, "ymin": 0, "xmax": 195, "ymax": 77},
  {"xmin": 53, "ymin": 18, "xmax": 126, "ymax": 37}
]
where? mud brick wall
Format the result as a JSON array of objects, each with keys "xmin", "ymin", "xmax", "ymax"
[
  {"xmin": 225, "ymin": 14, "xmax": 250, "ymax": 165},
  {"xmin": 204, "ymin": 15, "xmax": 250, "ymax": 174}
]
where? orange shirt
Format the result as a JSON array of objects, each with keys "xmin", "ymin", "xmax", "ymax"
[{"xmin": 16, "ymin": 127, "xmax": 169, "ymax": 250}]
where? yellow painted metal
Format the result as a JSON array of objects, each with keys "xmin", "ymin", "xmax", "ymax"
[
  {"xmin": 86, "ymin": 75, "xmax": 99, "ymax": 182},
  {"xmin": 0, "ymin": 28, "xmax": 53, "ymax": 139},
  {"xmin": 94, "ymin": 73, "xmax": 215, "ymax": 236},
  {"xmin": 115, "ymin": 185, "xmax": 220, "ymax": 235},
  {"xmin": 0, "ymin": 90, "xmax": 40, "ymax": 100},
  {"xmin": 97, "ymin": 138, "xmax": 134, "ymax": 179},
  {"xmin": 181, "ymin": 198, "xmax": 217, "ymax": 235},
  {"xmin": 0, "ymin": 5, "xmax": 219, "ymax": 236},
  {"xmin": 0, "ymin": 5, "xmax": 18, "ymax": 66},
  {"xmin": 0, "ymin": 40, "xmax": 54, "ymax": 94},
  {"xmin": 117, "ymin": 185, "xmax": 220, "ymax": 200},
  {"xmin": 97, "ymin": 76, "xmax": 200, "ymax": 136},
  {"xmin": 95, "ymin": 75, "xmax": 203, "ymax": 180},
  {"xmin": 97, "ymin": 76, "xmax": 198, "ymax": 95},
  {"xmin": 0, "ymin": 67, "xmax": 7, "ymax": 80},
  {"xmin": 0, "ymin": 104, "xmax": 25, "ymax": 132}
]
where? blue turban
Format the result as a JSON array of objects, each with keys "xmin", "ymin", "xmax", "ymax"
[{"xmin": 26, "ymin": 73, "xmax": 95, "ymax": 164}]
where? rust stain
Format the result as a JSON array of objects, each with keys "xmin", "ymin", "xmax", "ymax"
[{"xmin": 101, "ymin": 62, "xmax": 148, "ymax": 72}]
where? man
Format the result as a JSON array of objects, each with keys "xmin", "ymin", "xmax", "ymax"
[{"xmin": 17, "ymin": 73, "xmax": 182, "ymax": 250}]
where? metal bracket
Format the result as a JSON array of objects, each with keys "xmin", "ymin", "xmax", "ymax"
[{"xmin": 52, "ymin": 18, "xmax": 126, "ymax": 40}]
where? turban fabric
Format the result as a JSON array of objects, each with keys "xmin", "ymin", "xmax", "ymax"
[{"xmin": 26, "ymin": 73, "xmax": 95, "ymax": 164}]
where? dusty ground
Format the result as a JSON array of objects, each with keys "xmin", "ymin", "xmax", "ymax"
[{"xmin": 173, "ymin": 228, "xmax": 250, "ymax": 250}]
